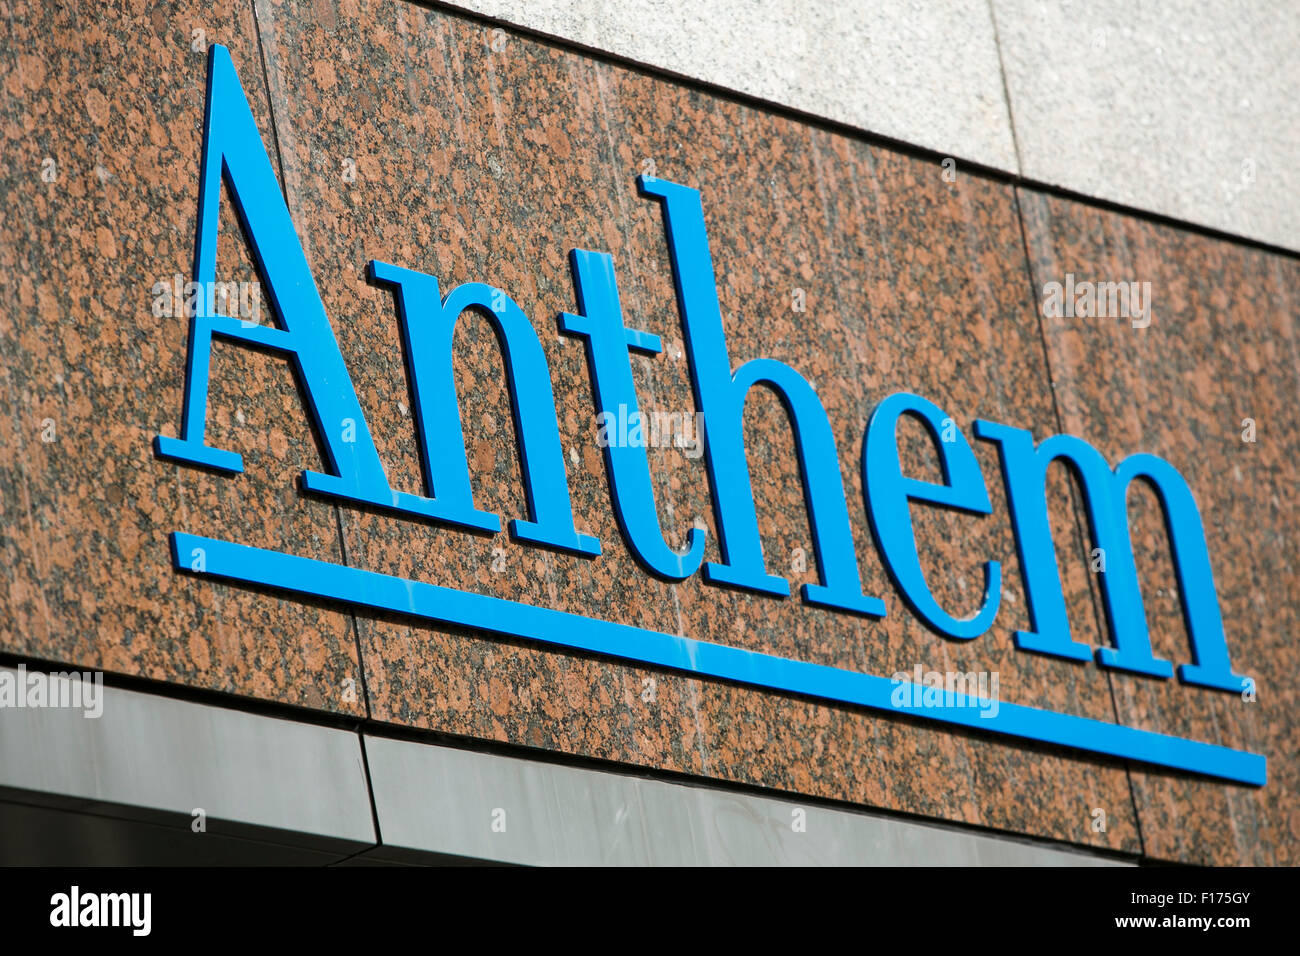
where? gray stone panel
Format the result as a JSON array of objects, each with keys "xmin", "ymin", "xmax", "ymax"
[
  {"xmin": 364, "ymin": 735, "xmax": 1128, "ymax": 866},
  {"xmin": 0, "ymin": 667, "xmax": 376, "ymax": 848}
]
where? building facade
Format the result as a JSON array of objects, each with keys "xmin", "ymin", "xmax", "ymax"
[{"xmin": 0, "ymin": 0, "xmax": 1295, "ymax": 865}]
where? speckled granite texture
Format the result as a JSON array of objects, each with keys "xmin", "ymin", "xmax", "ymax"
[
  {"xmin": 0, "ymin": 0, "xmax": 1292, "ymax": 863},
  {"xmin": 0, "ymin": 0, "xmax": 366, "ymax": 714},
  {"xmin": 1018, "ymin": 190, "xmax": 1299, "ymax": 864}
]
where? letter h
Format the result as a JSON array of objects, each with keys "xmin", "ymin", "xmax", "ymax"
[{"xmin": 639, "ymin": 176, "xmax": 883, "ymax": 616}]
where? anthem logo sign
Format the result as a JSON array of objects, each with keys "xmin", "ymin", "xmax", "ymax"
[{"xmin": 155, "ymin": 46, "xmax": 1264, "ymax": 786}]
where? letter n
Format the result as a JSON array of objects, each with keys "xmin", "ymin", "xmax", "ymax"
[
  {"xmin": 154, "ymin": 45, "xmax": 395, "ymax": 511},
  {"xmin": 368, "ymin": 261, "xmax": 599, "ymax": 557}
]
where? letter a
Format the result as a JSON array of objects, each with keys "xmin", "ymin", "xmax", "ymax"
[{"xmin": 154, "ymin": 45, "xmax": 399, "ymax": 512}]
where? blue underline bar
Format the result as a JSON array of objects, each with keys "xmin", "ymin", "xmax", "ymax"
[{"xmin": 170, "ymin": 532, "xmax": 1267, "ymax": 786}]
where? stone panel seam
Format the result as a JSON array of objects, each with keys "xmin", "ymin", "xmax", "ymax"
[
  {"xmin": 984, "ymin": 0, "xmax": 1025, "ymax": 176},
  {"xmin": 1009, "ymin": 185, "xmax": 1150, "ymax": 860},
  {"xmin": 357, "ymin": 732, "xmax": 385, "ymax": 847},
  {"xmin": 249, "ymin": 0, "xmax": 375, "ymax": 722}
]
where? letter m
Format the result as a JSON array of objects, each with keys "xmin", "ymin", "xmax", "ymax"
[
  {"xmin": 974, "ymin": 420, "xmax": 1251, "ymax": 692},
  {"xmin": 154, "ymin": 45, "xmax": 395, "ymax": 510},
  {"xmin": 100, "ymin": 894, "xmax": 129, "ymax": 927}
]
